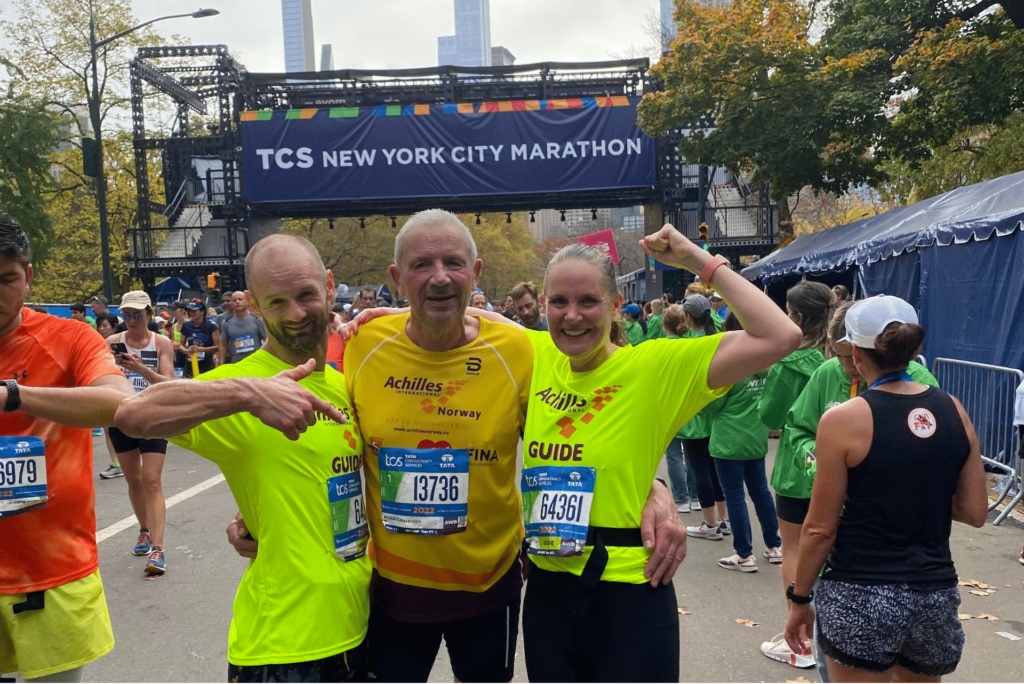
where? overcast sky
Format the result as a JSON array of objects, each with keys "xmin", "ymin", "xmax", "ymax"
[{"xmin": 0, "ymin": 0, "xmax": 660, "ymax": 73}]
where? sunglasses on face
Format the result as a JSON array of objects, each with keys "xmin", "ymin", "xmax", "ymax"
[{"xmin": 125, "ymin": 312, "xmax": 145, "ymax": 320}]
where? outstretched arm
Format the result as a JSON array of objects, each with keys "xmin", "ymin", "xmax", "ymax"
[
  {"xmin": 115, "ymin": 359, "xmax": 347, "ymax": 441},
  {"xmin": 640, "ymin": 225, "xmax": 801, "ymax": 388}
]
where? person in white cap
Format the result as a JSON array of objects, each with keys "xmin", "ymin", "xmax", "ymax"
[
  {"xmin": 106, "ymin": 291, "xmax": 175, "ymax": 575},
  {"xmin": 784, "ymin": 295, "xmax": 988, "ymax": 682}
]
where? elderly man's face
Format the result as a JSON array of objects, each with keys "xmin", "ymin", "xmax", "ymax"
[{"xmin": 390, "ymin": 223, "xmax": 481, "ymax": 326}]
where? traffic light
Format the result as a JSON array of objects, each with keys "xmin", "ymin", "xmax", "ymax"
[
  {"xmin": 207, "ymin": 272, "xmax": 221, "ymax": 292},
  {"xmin": 698, "ymin": 223, "xmax": 710, "ymax": 250}
]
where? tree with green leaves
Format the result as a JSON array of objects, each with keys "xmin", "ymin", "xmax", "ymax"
[
  {"xmin": 638, "ymin": 0, "xmax": 885, "ymax": 233},
  {"xmin": 0, "ymin": 61, "xmax": 61, "ymax": 260}
]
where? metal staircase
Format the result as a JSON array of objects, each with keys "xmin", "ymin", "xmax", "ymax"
[{"xmin": 157, "ymin": 205, "xmax": 210, "ymax": 259}]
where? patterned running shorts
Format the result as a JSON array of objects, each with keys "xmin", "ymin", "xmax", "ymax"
[{"xmin": 816, "ymin": 580, "xmax": 964, "ymax": 677}]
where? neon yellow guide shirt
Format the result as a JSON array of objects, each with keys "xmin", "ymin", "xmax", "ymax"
[
  {"xmin": 169, "ymin": 350, "xmax": 370, "ymax": 665},
  {"xmin": 523, "ymin": 332, "xmax": 726, "ymax": 583}
]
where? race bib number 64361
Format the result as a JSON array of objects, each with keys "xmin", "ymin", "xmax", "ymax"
[{"xmin": 522, "ymin": 465, "xmax": 596, "ymax": 557}]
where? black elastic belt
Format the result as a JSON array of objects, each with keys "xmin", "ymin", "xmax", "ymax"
[
  {"xmin": 13, "ymin": 590, "xmax": 44, "ymax": 615},
  {"xmin": 571, "ymin": 527, "xmax": 644, "ymax": 622}
]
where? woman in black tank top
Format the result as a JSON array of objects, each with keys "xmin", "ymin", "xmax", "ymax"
[{"xmin": 782, "ymin": 296, "xmax": 988, "ymax": 682}]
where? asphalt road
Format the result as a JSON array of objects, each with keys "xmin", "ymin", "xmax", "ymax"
[{"xmin": 78, "ymin": 435, "xmax": 1024, "ymax": 683}]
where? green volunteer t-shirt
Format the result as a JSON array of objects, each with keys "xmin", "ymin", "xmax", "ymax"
[
  {"xmin": 704, "ymin": 369, "xmax": 770, "ymax": 460},
  {"xmin": 624, "ymin": 320, "xmax": 645, "ymax": 346},
  {"xmin": 645, "ymin": 315, "xmax": 664, "ymax": 341},
  {"xmin": 764, "ymin": 348, "xmax": 826, "ymax": 498},
  {"xmin": 523, "ymin": 331, "xmax": 727, "ymax": 583},
  {"xmin": 169, "ymin": 350, "xmax": 371, "ymax": 666},
  {"xmin": 781, "ymin": 359, "xmax": 938, "ymax": 491}
]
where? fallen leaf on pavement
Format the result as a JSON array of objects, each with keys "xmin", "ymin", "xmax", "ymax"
[
  {"xmin": 959, "ymin": 614, "xmax": 974, "ymax": 620},
  {"xmin": 735, "ymin": 618, "xmax": 759, "ymax": 628},
  {"xmin": 678, "ymin": 609, "xmax": 690, "ymax": 615},
  {"xmin": 959, "ymin": 579, "xmax": 995, "ymax": 589},
  {"xmin": 970, "ymin": 590, "xmax": 991, "ymax": 596},
  {"xmin": 786, "ymin": 678, "xmax": 811, "ymax": 683},
  {"xmin": 996, "ymin": 632, "xmax": 1022, "ymax": 641},
  {"xmin": 977, "ymin": 614, "xmax": 999, "ymax": 621}
]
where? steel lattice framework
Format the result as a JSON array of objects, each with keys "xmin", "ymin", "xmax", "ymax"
[{"xmin": 128, "ymin": 45, "xmax": 776, "ymax": 291}]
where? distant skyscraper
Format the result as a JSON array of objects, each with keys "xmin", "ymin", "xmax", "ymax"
[
  {"xmin": 282, "ymin": 0, "xmax": 315, "ymax": 73},
  {"xmin": 491, "ymin": 46, "xmax": 515, "ymax": 66},
  {"xmin": 661, "ymin": 0, "xmax": 731, "ymax": 50},
  {"xmin": 437, "ymin": 0, "xmax": 491, "ymax": 67},
  {"xmin": 438, "ymin": 35, "xmax": 458, "ymax": 66},
  {"xmin": 320, "ymin": 44, "xmax": 334, "ymax": 71}
]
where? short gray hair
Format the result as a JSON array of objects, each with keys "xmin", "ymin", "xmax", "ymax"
[{"xmin": 394, "ymin": 209, "xmax": 478, "ymax": 266}]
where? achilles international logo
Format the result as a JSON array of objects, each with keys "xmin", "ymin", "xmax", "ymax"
[
  {"xmin": 384, "ymin": 375, "xmax": 444, "ymax": 396},
  {"xmin": 546, "ymin": 384, "xmax": 622, "ymax": 439},
  {"xmin": 420, "ymin": 379, "xmax": 469, "ymax": 414}
]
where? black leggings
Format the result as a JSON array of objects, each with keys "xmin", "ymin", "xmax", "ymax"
[
  {"xmin": 523, "ymin": 565, "xmax": 679, "ymax": 682},
  {"xmin": 681, "ymin": 437, "xmax": 724, "ymax": 508}
]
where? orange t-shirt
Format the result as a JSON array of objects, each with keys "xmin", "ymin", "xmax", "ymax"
[
  {"xmin": 0, "ymin": 307, "xmax": 123, "ymax": 593},
  {"xmin": 326, "ymin": 330, "xmax": 345, "ymax": 373}
]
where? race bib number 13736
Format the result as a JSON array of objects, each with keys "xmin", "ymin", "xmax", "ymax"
[{"xmin": 378, "ymin": 447, "xmax": 469, "ymax": 535}]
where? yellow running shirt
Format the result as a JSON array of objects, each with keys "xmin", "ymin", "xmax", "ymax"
[
  {"xmin": 523, "ymin": 331, "xmax": 726, "ymax": 583},
  {"xmin": 344, "ymin": 314, "xmax": 532, "ymax": 621},
  {"xmin": 169, "ymin": 350, "xmax": 370, "ymax": 665}
]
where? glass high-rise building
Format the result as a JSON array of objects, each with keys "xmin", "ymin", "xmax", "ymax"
[
  {"xmin": 437, "ymin": 0, "xmax": 492, "ymax": 67},
  {"xmin": 282, "ymin": 0, "xmax": 315, "ymax": 73}
]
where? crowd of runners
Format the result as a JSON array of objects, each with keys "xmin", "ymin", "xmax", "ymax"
[{"xmin": 0, "ymin": 206, "xmax": 1009, "ymax": 683}]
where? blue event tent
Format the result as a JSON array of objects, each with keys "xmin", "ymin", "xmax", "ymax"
[{"xmin": 741, "ymin": 171, "xmax": 1024, "ymax": 370}]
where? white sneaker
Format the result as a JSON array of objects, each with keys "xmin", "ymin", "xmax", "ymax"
[
  {"xmin": 676, "ymin": 501, "xmax": 691, "ymax": 513},
  {"xmin": 686, "ymin": 521, "xmax": 723, "ymax": 540},
  {"xmin": 690, "ymin": 498, "xmax": 702, "ymax": 511},
  {"xmin": 717, "ymin": 554, "xmax": 757, "ymax": 572},
  {"xmin": 760, "ymin": 633, "xmax": 815, "ymax": 669},
  {"xmin": 764, "ymin": 547, "xmax": 783, "ymax": 564}
]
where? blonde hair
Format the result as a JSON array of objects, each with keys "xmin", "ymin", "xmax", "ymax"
[
  {"xmin": 686, "ymin": 282, "xmax": 710, "ymax": 298},
  {"xmin": 651, "ymin": 299, "xmax": 665, "ymax": 316}
]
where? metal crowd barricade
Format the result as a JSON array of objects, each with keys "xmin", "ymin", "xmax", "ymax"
[{"xmin": 932, "ymin": 358, "xmax": 1023, "ymax": 526}]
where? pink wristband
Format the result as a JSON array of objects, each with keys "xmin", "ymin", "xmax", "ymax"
[{"xmin": 698, "ymin": 254, "xmax": 730, "ymax": 284}]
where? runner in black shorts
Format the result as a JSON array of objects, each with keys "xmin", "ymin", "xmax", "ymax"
[{"xmin": 105, "ymin": 291, "xmax": 175, "ymax": 576}]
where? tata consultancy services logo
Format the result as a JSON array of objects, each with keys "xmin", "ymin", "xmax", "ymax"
[
  {"xmin": 17, "ymin": 441, "xmax": 30, "ymax": 449},
  {"xmin": 440, "ymin": 453, "xmax": 456, "ymax": 469}
]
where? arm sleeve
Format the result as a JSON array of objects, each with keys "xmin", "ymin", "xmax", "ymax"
[
  {"xmin": 786, "ymin": 371, "xmax": 825, "ymax": 476},
  {"xmin": 70, "ymin": 322, "xmax": 124, "ymax": 387},
  {"xmin": 758, "ymin": 360, "xmax": 801, "ymax": 430},
  {"xmin": 655, "ymin": 336, "xmax": 729, "ymax": 433}
]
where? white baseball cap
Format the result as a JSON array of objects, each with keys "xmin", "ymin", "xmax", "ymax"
[
  {"xmin": 840, "ymin": 295, "xmax": 918, "ymax": 349},
  {"xmin": 119, "ymin": 290, "xmax": 152, "ymax": 311}
]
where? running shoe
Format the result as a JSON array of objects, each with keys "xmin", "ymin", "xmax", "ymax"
[
  {"xmin": 92, "ymin": 427, "xmax": 104, "ymax": 437},
  {"xmin": 690, "ymin": 498, "xmax": 702, "ymax": 511},
  {"xmin": 145, "ymin": 547, "xmax": 166, "ymax": 575},
  {"xmin": 1019, "ymin": 545, "xmax": 1023, "ymax": 566},
  {"xmin": 760, "ymin": 633, "xmax": 815, "ymax": 669},
  {"xmin": 100, "ymin": 464, "xmax": 123, "ymax": 479},
  {"xmin": 718, "ymin": 519, "xmax": 732, "ymax": 536},
  {"xmin": 718, "ymin": 554, "xmax": 758, "ymax": 572},
  {"xmin": 764, "ymin": 547, "xmax": 783, "ymax": 564},
  {"xmin": 686, "ymin": 521, "xmax": 723, "ymax": 540},
  {"xmin": 676, "ymin": 501, "xmax": 691, "ymax": 513},
  {"xmin": 133, "ymin": 529, "xmax": 152, "ymax": 556}
]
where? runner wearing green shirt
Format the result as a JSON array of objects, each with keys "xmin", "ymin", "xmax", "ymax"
[
  {"xmin": 705, "ymin": 312, "xmax": 782, "ymax": 573},
  {"xmin": 758, "ymin": 280, "xmax": 834, "ymax": 670},
  {"xmin": 679, "ymin": 295, "xmax": 730, "ymax": 540},
  {"xmin": 622, "ymin": 303, "xmax": 645, "ymax": 346},
  {"xmin": 662, "ymin": 307, "xmax": 700, "ymax": 512},
  {"xmin": 114, "ymin": 235, "xmax": 369, "ymax": 682}
]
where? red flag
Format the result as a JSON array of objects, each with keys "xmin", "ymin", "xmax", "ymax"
[{"xmin": 577, "ymin": 229, "xmax": 620, "ymax": 264}]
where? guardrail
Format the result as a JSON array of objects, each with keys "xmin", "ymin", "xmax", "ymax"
[
  {"xmin": 932, "ymin": 358, "xmax": 1022, "ymax": 525},
  {"xmin": 129, "ymin": 226, "xmax": 249, "ymax": 264},
  {"xmin": 665, "ymin": 204, "xmax": 777, "ymax": 244}
]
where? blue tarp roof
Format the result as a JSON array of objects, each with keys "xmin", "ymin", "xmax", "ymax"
[{"xmin": 741, "ymin": 171, "xmax": 1024, "ymax": 283}]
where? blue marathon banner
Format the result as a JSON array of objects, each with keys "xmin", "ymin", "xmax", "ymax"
[{"xmin": 239, "ymin": 96, "xmax": 657, "ymax": 204}]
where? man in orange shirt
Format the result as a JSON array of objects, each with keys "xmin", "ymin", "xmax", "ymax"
[{"xmin": 0, "ymin": 213, "xmax": 133, "ymax": 681}]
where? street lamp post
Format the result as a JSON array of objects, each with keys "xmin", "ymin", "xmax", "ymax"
[{"xmin": 87, "ymin": 1, "xmax": 219, "ymax": 301}]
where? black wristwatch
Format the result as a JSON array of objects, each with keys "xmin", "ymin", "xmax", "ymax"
[
  {"xmin": 3, "ymin": 379, "xmax": 20, "ymax": 413},
  {"xmin": 787, "ymin": 582, "xmax": 813, "ymax": 605}
]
